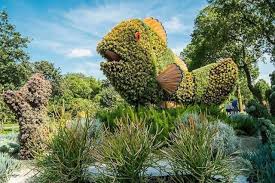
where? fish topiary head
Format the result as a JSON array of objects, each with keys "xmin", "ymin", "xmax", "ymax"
[{"xmin": 97, "ymin": 18, "xmax": 169, "ymax": 105}]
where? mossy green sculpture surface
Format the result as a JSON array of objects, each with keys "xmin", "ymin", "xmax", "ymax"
[{"xmin": 97, "ymin": 18, "xmax": 238, "ymax": 106}]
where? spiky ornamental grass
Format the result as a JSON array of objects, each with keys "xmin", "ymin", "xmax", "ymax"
[
  {"xmin": 162, "ymin": 115, "xmax": 238, "ymax": 183},
  {"xmin": 94, "ymin": 116, "xmax": 162, "ymax": 183},
  {"xmin": 0, "ymin": 152, "xmax": 20, "ymax": 182},
  {"xmin": 34, "ymin": 118, "xmax": 95, "ymax": 183}
]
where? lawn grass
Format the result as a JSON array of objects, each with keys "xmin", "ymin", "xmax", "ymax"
[{"xmin": 0, "ymin": 123, "xmax": 19, "ymax": 135}]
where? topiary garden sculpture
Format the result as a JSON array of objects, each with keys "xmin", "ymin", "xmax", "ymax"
[
  {"xmin": 3, "ymin": 73, "xmax": 52, "ymax": 159},
  {"xmin": 97, "ymin": 17, "xmax": 238, "ymax": 106}
]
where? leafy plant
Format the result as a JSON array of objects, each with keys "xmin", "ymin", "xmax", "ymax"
[
  {"xmin": 0, "ymin": 152, "xmax": 20, "ymax": 182},
  {"xmin": 210, "ymin": 121, "xmax": 239, "ymax": 155},
  {"xmin": 0, "ymin": 133, "xmax": 19, "ymax": 157},
  {"xmin": 254, "ymin": 79, "xmax": 271, "ymax": 103},
  {"xmin": 242, "ymin": 144, "xmax": 275, "ymax": 183},
  {"xmin": 0, "ymin": 141, "xmax": 20, "ymax": 156},
  {"xmin": 179, "ymin": 104, "xmax": 227, "ymax": 121},
  {"xmin": 163, "ymin": 115, "xmax": 237, "ymax": 182},
  {"xmin": 97, "ymin": 105, "xmax": 187, "ymax": 141},
  {"xmin": 246, "ymin": 99, "xmax": 270, "ymax": 119},
  {"xmin": 97, "ymin": 104, "xmax": 228, "ymax": 142},
  {"xmin": 34, "ymin": 118, "xmax": 95, "ymax": 183},
  {"xmin": 94, "ymin": 85, "xmax": 125, "ymax": 109},
  {"xmin": 94, "ymin": 116, "xmax": 161, "ymax": 183},
  {"xmin": 0, "ymin": 10, "xmax": 32, "ymax": 89},
  {"xmin": 227, "ymin": 113, "xmax": 258, "ymax": 136}
]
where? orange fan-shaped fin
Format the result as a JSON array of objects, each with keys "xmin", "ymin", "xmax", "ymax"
[
  {"xmin": 157, "ymin": 64, "xmax": 183, "ymax": 94},
  {"xmin": 174, "ymin": 54, "xmax": 188, "ymax": 71},
  {"xmin": 144, "ymin": 17, "xmax": 167, "ymax": 44}
]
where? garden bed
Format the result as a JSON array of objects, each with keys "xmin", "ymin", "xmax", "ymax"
[{"xmin": 87, "ymin": 160, "xmax": 249, "ymax": 182}]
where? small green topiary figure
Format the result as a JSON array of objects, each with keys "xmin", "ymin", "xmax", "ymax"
[
  {"xmin": 3, "ymin": 73, "xmax": 52, "ymax": 159},
  {"xmin": 97, "ymin": 17, "xmax": 238, "ymax": 106}
]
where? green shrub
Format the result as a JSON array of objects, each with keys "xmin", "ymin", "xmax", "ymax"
[
  {"xmin": 180, "ymin": 112, "xmax": 201, "ymax": 125},
  {"xmin": 94, "ymin": 86, "xmax": 125, "ymax": 109},
  {"xmin": 97, "ymin": 104, "xmax": 228, "ymax": 142},
  {"xmin": 180, "ymin": 104, "xmax": 227, "ymax": 121},
  {"xmin": 210, "ymin": 121, "xmax": 239, "ymax": 155},
  {"xmin": 0, "ymin": 135, "xmax": 19, "ymax": 157},
  {"xmin": 49, "ymin": 98, "xmax": 98, "ymax": 118},
  {"xmin": 254, "ymin": 79, "xmax": 271, "ymax": 103},
  {"xmin": 246, "ymin": 99, "xmax": 270, "ymax": 119},
  {"xmin": 34, "ymin": 118, "xmax": 95, "ymax": 183},
  {"xmin": 0, "ymin": 152, "xmax": 20, "ymax": 182},
  {"xmin": 242, "ymin": 144, "xmax": 275, "ymax": 183},
  {"xmin": 162, "ymin": 116, "xmax": 237, "ymax": 182},
  {"xmin": 227, "ymin": 114, "xmax": 258, "ymax": 136},
  {"xmin": 94, "ymin": 117, "xmax": 161, "ymax": 182},
  {"xmin": 180, "ymin": 112, "xmax": 239, "ymax": 155},
  {"xmin": 6, "ymin": 142, "xmax": 19, "ymax": 155},
  {"xmin": 97, "ymin": 105, "xmax": 187, "ymax": 141},
  {"xmin": 258, "ymin": 118, "xmax": 275, "ymax": 144},
  {"xmin": 0, "ymin": 97, "xmax": 16, "ymax": 125}
]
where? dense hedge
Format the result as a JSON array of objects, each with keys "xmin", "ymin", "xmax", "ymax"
[{"xmin": 98, "ymin": 18, "xmax": 238, "ymax": 106}]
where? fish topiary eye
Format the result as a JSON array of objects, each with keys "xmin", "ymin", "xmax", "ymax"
[{"xmin": 135, "ymin": 32, "xmax": 141, "ymax": 41}]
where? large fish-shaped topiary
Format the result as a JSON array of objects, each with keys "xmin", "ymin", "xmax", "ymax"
[{"xmin": 97, "ymin": 17, "xmax": 238, "ymax": 106}]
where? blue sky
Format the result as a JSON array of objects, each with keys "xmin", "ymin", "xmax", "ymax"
[{"xmin": 0, "ymin": 0, "xmax": 274, "ymax": 83}]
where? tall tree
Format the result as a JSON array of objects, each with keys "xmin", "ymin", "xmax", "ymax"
[
  {"xmin": 0, "ymin": 10, "xmax": 32, "ymax": 89},
  {"xmin": 62, "ymin": 73, "xmax": 101, "ymax": 99},
  {"xmin": 181, "ymin": 0, "xmax": 274, "ymax": 105},
  {"xmin": 255, "ymin": 79, "xmax": 271, "ymax": 105},
  {"xmin": 33, "ymin": 60, "xmax": 63, "ymax": 97}
]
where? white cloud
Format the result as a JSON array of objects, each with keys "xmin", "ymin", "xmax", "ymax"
[
  {"xmin": 258, "ymin": 61, "xmax": 274, "ymax": 85},
  {"xmin": 67, "ymin": 48, "xmax": 93, "ymax": 58},
  {"xmin": 172, "ymin": 47, "xmax": 183, "ymax": 56},
  {"xmin": 73, "ymin": 61, "xmax": 104, "ymax": 78},
  {"xmin": 171, "ymin": 43, "xmax": 188, "ymax": 56},
  {"xmin": 164, "ymin": 17, "xmax": 185, "ymax": 33},
  {"xmin": 62, "ymin": 3, "xmax": 140, "ymax": 36}
]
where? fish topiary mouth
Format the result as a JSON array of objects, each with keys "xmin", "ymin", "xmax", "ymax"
[{"xmin": 103, "ymin": 50, "xmax": 121, "ymax": 62}]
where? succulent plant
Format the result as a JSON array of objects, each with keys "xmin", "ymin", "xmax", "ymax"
[{"xmin": 0, "ymin": 152, "xmax": 20, "ymax": 182}]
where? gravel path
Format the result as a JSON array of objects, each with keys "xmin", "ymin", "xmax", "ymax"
[{"xmin": 8, "ymin": 161, "xmax": 38, "ymax": 183}]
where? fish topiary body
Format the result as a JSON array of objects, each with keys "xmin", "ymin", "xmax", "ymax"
[{"xmin": 97, "ymin": 18, "xmax": 238, "ymax": 106}]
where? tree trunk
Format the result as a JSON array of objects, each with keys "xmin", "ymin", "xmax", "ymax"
[
  {"xmin": 237, "ymin": 80, "xmax": 243, "ymax": 112},
  {"xmin": 242, "ymin": 62, "xmax": 264, "ymax": 105},
  {"xmin": 241, "ymin": 44, "xmax": 264, "ymax": 105}
]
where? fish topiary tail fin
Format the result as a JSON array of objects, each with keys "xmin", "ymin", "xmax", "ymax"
[{"xmin": 192, "ymin": 58, "xmax": 238, "ymax": 104}]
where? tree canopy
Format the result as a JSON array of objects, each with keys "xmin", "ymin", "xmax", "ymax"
[
  {"xmin": 33, "ymin": 60, "xmax": 63, "ymax": 96},
  {"xmin": 0, "ymin": 10, "xmax": 32, "ymax": 89},
  {"xmin": 181, "ymin": 0, "xmax": 275, "ymax": 104}
]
